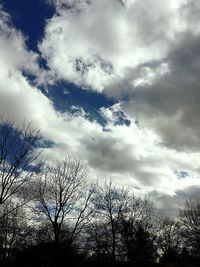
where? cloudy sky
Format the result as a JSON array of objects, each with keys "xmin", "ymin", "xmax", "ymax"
[{"xmin": 1, "ymin": 0, "xmax": 200, "ymax": 214}]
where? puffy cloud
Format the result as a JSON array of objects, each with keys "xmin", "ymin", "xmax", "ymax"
[
  {"xmin": 40, "ymin": 0, "xmax": 186, "ymax": 91},
  {"xmin": 1, "ymin": 2, "xmax": 200, "ymax": 215},
  {"xmin": 0, "ymin": 7, "xmax": 57, "ymax": 132},
  {"xmin": 39, "ymin": 0, "xmax": 200, "ymax": 208},
  {"xmin": 0, "ymin": 8, "xmax": 39, "ymax": 77},
  {"xmin": 149, "ymin": 184, "xmax": 200, "ymax": 216},
  {"xmin": 121, "ymin": 31, "xmax": 200, "ymax": 151},
  {"xmin": 39, "ymin": 0, "xmax": 200, "ymax": 153}
]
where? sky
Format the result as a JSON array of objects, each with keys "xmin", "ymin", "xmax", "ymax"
[{"xmin": 1, "ymin": 0, "xmax": 200, "ymax": 215}]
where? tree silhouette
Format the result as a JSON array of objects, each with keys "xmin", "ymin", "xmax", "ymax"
[
  {"xmin": 34, "ymin": 157, "xmax": 95, "ymax": 265},
  {"xmin": 180, "ymin": 200, "xmax": 200, "ymax": 257},
  {"xmin": 93, "ymin": 181, "xmax": 128, "ymax": 263},
  {"xmin": 0, "ymin": 119, "xmax": 40, "ymax": 205},
  {"xmin": 119, "ymin": 197, "xmax": 158, "ymax": 265}
]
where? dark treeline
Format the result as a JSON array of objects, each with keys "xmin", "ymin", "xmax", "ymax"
[{"xmin": 0, "ymin": 120, "xmax": 200, "ymax": 267}]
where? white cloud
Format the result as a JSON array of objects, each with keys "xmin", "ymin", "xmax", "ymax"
[
  {"xmin": 40, "ymin": 0, "xmax": 200, "ymax": 156},
  {"xmin": 1, "ymin": 2, "xmax": 200, "ymax": 215},
  {"xmin": 39, "ymin": 0, "xmax": 186, "ymax": 91}
]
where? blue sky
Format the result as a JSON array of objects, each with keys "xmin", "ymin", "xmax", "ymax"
[
  {"xmin": 2, "ymin": 0, "xmax": 131, "ymax": 127},
  {"xmin": 1, "ymin": 0, "xmax": 200, "ymax": 214},
  {"xmin": 2, "ymin": 0, "xmax": 54, "ymax": 51}
]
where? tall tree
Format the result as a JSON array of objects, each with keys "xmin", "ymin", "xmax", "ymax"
[
  {"xmin": 179, "ymin": 200, "xmax": 200, "ymax": 256},
  {"xmin": 93, "ymin": 181, "xmax": 128, "ymax": 263},
  {"xmin": 119, "ymin": 196, "xmax": 158, "ymax": 265},
  {"xmin": 0, "ymin": 203, "xmax": 31, "ymax": 264},
  {"xmin": 157, "ymin": 217, "xmax": 182, "ymax": 255},
  {"xmin": 132, "ymin": 225, "xmax": 156, "ymax": 267},
  {"xmin": 0, "ymin": 119, "xmax": 40, "ymax": 205},
  {"xmin": 35, "ymin": 157, "xmax": 95, "ymax": 262}
]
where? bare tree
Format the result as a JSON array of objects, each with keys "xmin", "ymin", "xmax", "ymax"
[
  {"xmin": 0, "ymin": 119, "xmax": 41, "ymax": 205},
  {"xmin": 0, "ymin": 203, "xmax": 31, "ymax": 263},
  {"xmin": 119, "ymin": 196, "xmax": 159, "ymax": 265},
  {"xmin": 93, "ymin": 181, "xmax": 128, "ymax": 262},
  {"xmin": 179, "ymin": 199, "xmax": 200, "ymax": 256},
  {"xmin": 120, "ymin": 196, "xmax": 159, "ymax": 232},
  {"xmin": 157, "ymin": 217, "xmax": 182, "ymax": 255},
  {"xmin": 35, "ymin": 157, "xmax": 95, "ymax": 255},
  {"xmin": 85, "ymin": 221, "xmax": 113, "ymax": 263}
]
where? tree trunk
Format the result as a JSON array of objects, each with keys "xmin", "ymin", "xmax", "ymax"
[{"xmin": 53, "ymin": 224, "xmax": 60, "ymax": 267}]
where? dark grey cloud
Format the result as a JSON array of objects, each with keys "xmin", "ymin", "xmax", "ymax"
[
  {"xmin": 149, "ymin": 185, "xmax": 200, "ymax": 217},
  {"xmin": 81, "ymin": 134, "xmax": 136, "ymax": 174},
  {"xmin": 181, "ymin": 0, "xmax": 200, "ymax": 25},
  {"xmin": 2, "ymin": 0, "xmax": 200, "ymax": 216},
  {"xmin": 116, "ymin": 30, "xmax": 200, "ymax": 151}
]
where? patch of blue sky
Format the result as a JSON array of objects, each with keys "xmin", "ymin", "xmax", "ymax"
[
  {"xmin": 2, "ymin": 0, "xmax": 131, "ymax": 129},
  {"xmin": 45, "ymin": 81, "xmax": 131, "ymax": 128},
  {"xmin": 0, "ymin": 122, "xmax": 50, "ymax": 173},
  {"xmin": 175, "ymin": 170, "xmax": 189, "ymax": 179},
  {"xmin": 112, "ymin": 110, "xmax": 131, "ymax": 127},
  {"xmin": 46, "ymin": 82, "xmax": 116, "ymax": 125},
  {"xmin": 1, "ymin": 0, "xmax": 55, "ymax": 52}
]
